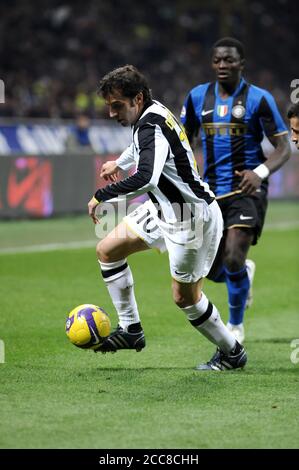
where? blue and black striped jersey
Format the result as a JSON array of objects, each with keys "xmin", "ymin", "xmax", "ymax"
[{"xmin": 180, "ymin": 78, "xmax": 288, "ymax": 196}]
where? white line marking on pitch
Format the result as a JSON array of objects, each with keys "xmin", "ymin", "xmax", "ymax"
[
  {"xmin": 0, "ymin": 221, "xmax": 298, "ymax": 255},
  {"xmin": 0, "ymin": 240, "xmax": 96, "ymax": 254}
]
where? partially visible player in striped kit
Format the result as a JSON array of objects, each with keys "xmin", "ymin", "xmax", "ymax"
[
  {"xmin": 88, "ymin": 65, "xmax": 247, "ymax": 371},
  {"xmin": 288, "ymin": 103, "xmax": 299, "ymax": 150},
  {"xmin": 181, "ymin": 38, "xmax": 291, "ymax": 344}
]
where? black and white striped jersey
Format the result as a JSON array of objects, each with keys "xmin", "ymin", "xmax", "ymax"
[{"xmin": 95, "ymin": 100, "xmax": 215, "ymax": 222}]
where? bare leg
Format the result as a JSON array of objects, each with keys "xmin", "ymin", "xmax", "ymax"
[
  {"xmin": 97, "ymin": 221, "xmax": 150, "ymax": 262},
  {"xmin": 96, "ymin": 222, "xmax": 149, "ymax": 330},
  {"xmin": 223, "ymin": 227, "xmax": 253, "ymax": 272}
]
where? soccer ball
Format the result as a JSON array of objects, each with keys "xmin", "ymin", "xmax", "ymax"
[{"xmin": 65, "ymin": 304, "xmax": 111, "ymax": 349}]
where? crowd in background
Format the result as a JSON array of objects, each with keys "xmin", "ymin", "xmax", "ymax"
[{"xmin": 0, "ymin": 0, "xmax": 296, "ymax": 120}]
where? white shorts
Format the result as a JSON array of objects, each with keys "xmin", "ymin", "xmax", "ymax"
[
  {"xmin": 123, "ymin": 200, "xmax": 167, "ymax": 252},
  {"xmin": 124, "ymin": 199, "xmax": 223, "ymax": 283}
]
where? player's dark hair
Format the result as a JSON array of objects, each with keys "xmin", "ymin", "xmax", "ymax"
[
  {"xmin": 98, "ymin": 65, "xmax": 152, "ymax": 104},
  {"xmin": 213, "ymin": 37, "xmax": 245, "ymax": 59},
  {"xmin": 287, "ymin": 103, "xmax": 299, "ymax": 119}
]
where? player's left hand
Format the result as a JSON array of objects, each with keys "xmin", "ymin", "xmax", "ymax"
[
  {"xmin": 100, "ymin": 161, "xmax": 119, "ymax": 182},
  {"xmin": 235, "ymin": 170, "xmax": 262, "ymax": 195},
  {"xmin": 88, "ymin": 196, "xmax": 100, "ymax": 224}
]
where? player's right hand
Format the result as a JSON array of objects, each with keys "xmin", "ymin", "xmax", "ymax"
[
  {"xmin": 235, "ymin": 169, "xmax": 262, "ymax": 195},
  {"xmin": 100, "ymin": 161, "xmax": 119, "ymax": 182},
  {"xmin": 88, "ymin": 196, "xmax": 100, "ymax": 224}
]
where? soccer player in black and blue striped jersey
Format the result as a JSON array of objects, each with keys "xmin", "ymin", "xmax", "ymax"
[
  {"xmin": 181, "ymin": 37, "xmax": 291, "ymax": 343},
  {"xmin": 288, "ymin": 103, "xmax": 299, "ymax": 150}
]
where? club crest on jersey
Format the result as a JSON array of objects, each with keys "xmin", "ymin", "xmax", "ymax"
[
  {"xmin": 217, "ymin": 105, "xmax": 228, "ymax": 117},
  {"xmin": 232, "ymin": 104, "xmax": 246, "ymax": 119}
]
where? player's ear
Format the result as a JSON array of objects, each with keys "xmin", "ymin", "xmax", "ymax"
[
  {"xmin": 135, "ymin": 92, "xmax": 143, "ymax": 105},
  {"xmin": 240, "ymin": 58, "xmax": 245, "ymax": 70}
]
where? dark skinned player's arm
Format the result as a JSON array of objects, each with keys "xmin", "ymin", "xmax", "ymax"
[{"xmin": 236, "ymin": 134, "xmax": 291, "ymax": 195}]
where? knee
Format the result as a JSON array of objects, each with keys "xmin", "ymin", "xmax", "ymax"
[
  {"xmin": 172, "ymin": 287, "xmax": 197, "ymax": 308},
  {"xmin": 223, "ymin": 249, "xmax": 244, "ymax": 272},
  {"xmin": 223, "ymin": 229, "xmax": 253, "ymax": 271},
  {"xmin": 173, "ymin": 292, "xmax": 189, "ymax": 308},
  {"xmin": 96, "ymin": 239, "xmax": 112, "ymax": 263}
]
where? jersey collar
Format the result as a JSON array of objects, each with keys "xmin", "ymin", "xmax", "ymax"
[{"xmin": 215, "ymin": 77, "xmax": 247, "ymax": 99}]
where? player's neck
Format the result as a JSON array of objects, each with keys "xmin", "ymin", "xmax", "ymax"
[
  {"xmin": 134, "ymin": 99, "xmax": 153, "ymax": 123},
  {"xmin": 218, "ymin": 80, "xmax": 240, "ymax": 99}
]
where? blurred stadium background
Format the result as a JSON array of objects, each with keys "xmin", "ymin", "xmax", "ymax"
[{"xmin": 0, "ymin": 0, "xmax": 298, "ymax": 219}]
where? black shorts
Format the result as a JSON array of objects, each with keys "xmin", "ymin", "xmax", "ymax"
[{"xmin": 216, "ymin": 188, "xmax": 268, "ymax": 245}]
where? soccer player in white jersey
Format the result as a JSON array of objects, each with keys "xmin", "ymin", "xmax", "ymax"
[{"xmin": 88, "ymin": 65, "xmax": 247, "ymax": 370}]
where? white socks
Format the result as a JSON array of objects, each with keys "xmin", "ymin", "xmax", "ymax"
[
  {"xmin": 99, "ymin": 259, "xmax": 140, "ymax": 331},
  {"xmin": 100, "ymin": 260, "xmax": 235, "ymax": 352},
  {"xmin": 181, "ymin": 292, "xmax": 236, "ymax": 353}
]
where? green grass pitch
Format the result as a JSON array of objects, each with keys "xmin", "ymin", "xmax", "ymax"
[{"xmin": 0, "ymin": 202, "xmax": 298, "ymax": 449}]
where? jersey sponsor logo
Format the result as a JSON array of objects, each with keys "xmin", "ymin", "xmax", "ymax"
[
  {"xmin": 240, "ymin": 214, "xmax": 253, "ymax": 220},
  {"xmin": 232, "ymin": 104, "xmax": 246, "ymax": 119},
  {"xmin": 202, "ymin": 123, "xmax": 247, "ymax": 137},
  {"xmin": 201, "ymin": 109, "xmax": 214, "ymax": 116},
  {"xmin": 217, "ymin": 105, "xmax": 229, "ymax": 117}
]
